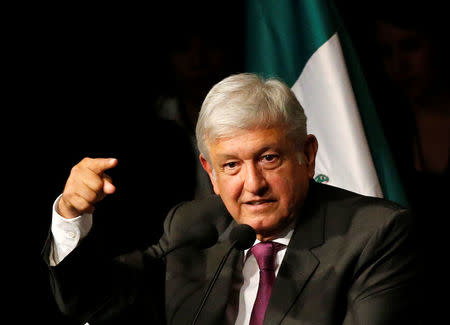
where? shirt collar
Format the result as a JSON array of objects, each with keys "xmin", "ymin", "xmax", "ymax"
[{"xmin": 243, "ymin": 221, "xmax": 295, "ymax": 258}]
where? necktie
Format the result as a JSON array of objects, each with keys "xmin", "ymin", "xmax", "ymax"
[{"xmin": 249, "ymin": 241, "xmax": 285, "ymax": 325}]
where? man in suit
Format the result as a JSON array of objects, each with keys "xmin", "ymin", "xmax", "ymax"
[{"xmin": 43, "ymin": 73, "xmax": 420, "ymax": 324}]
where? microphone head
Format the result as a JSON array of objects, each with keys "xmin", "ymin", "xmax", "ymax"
[
  {"xmin": 229, "ymin": 224, "xmax": 256, "ymax": 250},
  {"xmin": 184, "ymin": 222, "xmax": 219, "ymax": 249}
]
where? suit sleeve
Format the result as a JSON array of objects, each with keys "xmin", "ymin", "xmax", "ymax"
[
  {"xmin": 41, "ymin": 202, "xmax": 184, "ymax": 325},
  {"xmin": 343, "ymin": 209, "xmax": 422, "ymax": 324}
]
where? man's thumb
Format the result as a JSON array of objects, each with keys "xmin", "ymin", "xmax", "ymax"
[{"xmin": 103, "ymin": 178, "xmax": 116, "ymax": 194}]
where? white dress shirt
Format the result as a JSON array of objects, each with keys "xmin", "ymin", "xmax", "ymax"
[
  {"xmin": 49, "ymin": 196, "xmax": 93, "ymax": 266},
  {"xmin": 49, "ymin": 196, "xmax": 294, "ymax": 325},
  {"xmin": 233, "ymin": 226, "xmax": 293, "ymax": 325}
]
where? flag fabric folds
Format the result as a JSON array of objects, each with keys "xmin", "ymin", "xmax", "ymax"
[{"xmin": 245, "ymin": 0, "xmax": 408, "ymax": 207}]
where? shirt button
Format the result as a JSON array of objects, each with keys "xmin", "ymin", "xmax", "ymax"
[{"xmin": 66, "ymin": 231, "xmax": 76, "ymax": 239}]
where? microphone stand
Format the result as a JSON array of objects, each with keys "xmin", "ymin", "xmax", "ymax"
[{"xmin": 190, "ymin": 241, "xmax": 238, "ymax": 325}]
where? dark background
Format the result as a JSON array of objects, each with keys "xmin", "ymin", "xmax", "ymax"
[
  {"xmin": 8, "ymin": 0, "xmax": 444, "ymax": 323},
  {"xmin": 13, "ymin": 3, "xmax": 246, "ymax": 324}
]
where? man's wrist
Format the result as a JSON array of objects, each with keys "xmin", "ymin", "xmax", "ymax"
[{"xmin": 50, "ymin": 195, "xmax": 93, "ymax": 265}]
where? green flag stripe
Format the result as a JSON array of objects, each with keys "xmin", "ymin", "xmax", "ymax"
[{"xmin": 246, "ymin": 0, "xmax": 336, "ymax": 86}]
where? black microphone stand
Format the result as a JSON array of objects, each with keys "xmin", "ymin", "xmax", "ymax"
[
  {"xmin": 190, "ymin": 241, "xmax": 238, "ymax": 325},
  {"xmin": 190, "ymin": 223, "xmax": 255, "ymax": 325}
]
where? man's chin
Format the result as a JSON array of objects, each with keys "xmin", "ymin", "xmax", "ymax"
[
  {"xmin": 237, "ymin": 213, "xmax": 294, "ymax": 241},
  {"xmin": 240, "ymin": 215, "xmax": 278, "ymax": 238}
]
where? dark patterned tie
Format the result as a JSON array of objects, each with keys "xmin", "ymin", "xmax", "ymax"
[{"xmin": 249, "ymin": 241, "xmax": 285, "ymax": 325}]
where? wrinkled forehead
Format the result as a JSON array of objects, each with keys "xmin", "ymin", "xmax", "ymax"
[
  {"xmin": 205, "ymin": 123, "xmax": 290, "ymax": 147},
  {"xmin": 206, "ymin": 127, "xmax": 298, "ymax": 158}
]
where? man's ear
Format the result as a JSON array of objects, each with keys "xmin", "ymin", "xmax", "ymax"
[
  {"xmin": 303, "ymin": 134, "xmax": 318, "ymax": 179},
  {"xmin": 199, "ymin": 154, "xmax": 220, "ymax": 195}
]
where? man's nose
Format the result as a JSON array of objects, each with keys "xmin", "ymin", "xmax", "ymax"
[{"xmin": 242, "ymin": 163, "xmax": 268, "ymax": 195}]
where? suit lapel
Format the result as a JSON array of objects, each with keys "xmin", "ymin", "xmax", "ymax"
[{"xmin": 264, "ymin": 183, "xmax": 325, "ymax": 325}]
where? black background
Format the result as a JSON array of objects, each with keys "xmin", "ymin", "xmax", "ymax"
[{"xmin": 6, "ymin": 1, "xmax": 434, "ymax": 324}]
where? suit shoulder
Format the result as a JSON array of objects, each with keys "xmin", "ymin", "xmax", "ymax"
[
  {"xmin": 165, "ymin": 195, "xmax": 232, "ymax": 235},
  {"xmin": 171, "ymin": 194, "xmax": 227, "ymax": 219},
  {"xmin": 314, "ymin": 182, "xmax": 412, "ymax": 234},
  {"xmin": 316, "ymin": 182, "xmax": 406, "ymax": 213}
]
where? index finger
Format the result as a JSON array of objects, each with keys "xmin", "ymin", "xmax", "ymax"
[{"xmin": 82, "ymin": 157, "xmax": 118, "ymax": 174}]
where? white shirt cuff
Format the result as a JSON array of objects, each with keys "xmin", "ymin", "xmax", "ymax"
[{"xmin": 49, "ymin": 195, "xmax": 93, "ymax": 266}]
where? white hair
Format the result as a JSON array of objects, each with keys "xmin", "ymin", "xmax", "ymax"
[{"xmin": 195, "ymin": 73, "xmax": 308, "ymax": 162}]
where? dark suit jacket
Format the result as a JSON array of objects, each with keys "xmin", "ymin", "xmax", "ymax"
[{"xmin": 42, "ymin": 182, "xmax": 421, "ymax": 324}]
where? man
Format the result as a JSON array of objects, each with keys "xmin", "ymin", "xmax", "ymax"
[{"xmin": 43, "ymin": 73, "xmax": 420, "ymax": 324}]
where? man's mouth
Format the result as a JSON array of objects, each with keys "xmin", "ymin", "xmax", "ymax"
[{"xmin": 244, "ymin": 199, "xmax": 276, "ymax": 205}]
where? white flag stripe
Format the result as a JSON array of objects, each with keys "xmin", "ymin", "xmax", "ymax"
[{"xmin": 292, "ymin": 33, "xmax": 383, "ymax": 197}]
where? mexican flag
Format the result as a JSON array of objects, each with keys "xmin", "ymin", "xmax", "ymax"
[{"xmin": 246, "ymin": 0, "xmax": 408, "ymax": 206}]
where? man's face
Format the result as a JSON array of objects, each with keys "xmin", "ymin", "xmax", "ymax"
[{"xmin": 200, "ymin": 128, "xmax": 318, "ymax": 241}]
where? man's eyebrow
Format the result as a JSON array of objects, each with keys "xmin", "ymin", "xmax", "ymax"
[
  {"xmin": 215, "ymin": 153, "xmax": 238, "ymax": 161},
  {"xmin": 216, "ymin": 145, "xmax": 281, "ymax": 161},
  {"xmin": 256, "ymin": 145, "xmax": 279, "ymax": 155}
]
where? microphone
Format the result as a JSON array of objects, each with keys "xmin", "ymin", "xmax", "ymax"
[
  {"xmin": 191, "ymin": 224, "xmax": 256, "ymax": 325},
  {"xmin": 159, "ymin": 223, "xmax": 218, "ymax": 258},
  {"xmin": 229, "ymin": 223, "xmax": 257, "ymax": 250}
]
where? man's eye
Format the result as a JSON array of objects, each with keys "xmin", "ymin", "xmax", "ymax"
[
  {"xmin": 260, "ymin": 154, "xmax": 281, "ymax": 168},
  {"xmin": 224, "ymin": 162, "xmax": 238, "ymax": 169},
  {"xmin": 262, "ymin": 154, "xmax": 278, "ymax": 162},
  {"xmin": 222, "ymin": 161, "xmax": 240, "ymax": 175}
]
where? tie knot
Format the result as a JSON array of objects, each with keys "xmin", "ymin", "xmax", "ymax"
[{"xmin": 251, "ymin": 241, "xmax": 285, "ymax": 271}]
